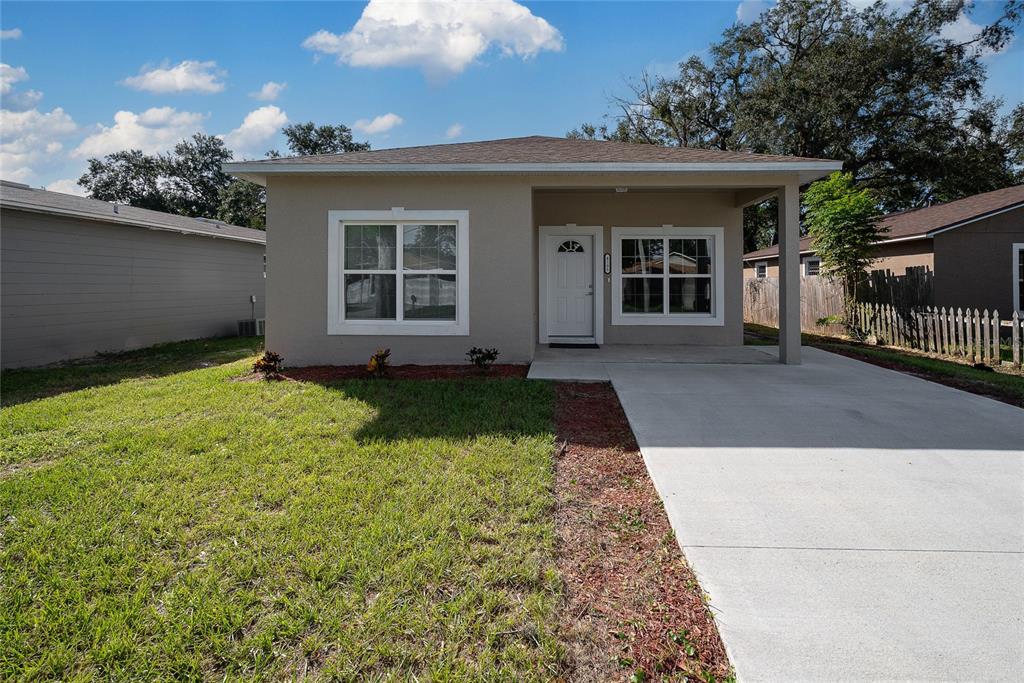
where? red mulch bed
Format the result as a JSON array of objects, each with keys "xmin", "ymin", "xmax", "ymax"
[
  {"xmin": 554, "ymin": 382, "xmax": 731, "ymax": 682},
  {"xmin": 277, "ymin": 364, "xmax": 528, "ymax": 382}
]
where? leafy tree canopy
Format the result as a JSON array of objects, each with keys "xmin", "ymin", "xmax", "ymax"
[
  {"xmin": 804, "ymin": 171, "xmax": 882, "ymax": 331},
  {"xmin": 570, "ymin": 0, "xmax": 1023, "ymax": 246},
  {"xmin": 77, "ymin": 123, "xmax": 371, "ymax": 229},
  {"xmin": 279, "ymin": 122, "xmax": 370, "ymax": 156}
]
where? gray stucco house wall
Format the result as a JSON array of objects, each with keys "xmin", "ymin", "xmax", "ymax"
[
  {"xmin": 1, "ymin": 182, "xmax": 266, "ymax": 368},
  {"xmin": 227, "ymin": 136, "xmax": 840, "ymax": 366}
]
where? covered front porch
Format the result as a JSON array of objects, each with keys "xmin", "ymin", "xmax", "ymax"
[
  {"xmin": 532, "ymin": 180, "xmax": 805, "ymax": 366},
  {"xmin": 527, "ymin": 342, "xmax": 779, "ymax": 380}
]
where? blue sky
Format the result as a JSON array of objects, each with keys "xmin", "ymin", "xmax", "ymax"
[{"xmin": 1, "ymin": 1, "xmax": 1021, "ymax": 194}]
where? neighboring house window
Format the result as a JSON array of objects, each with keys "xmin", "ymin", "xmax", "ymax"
[
  {"xmin": 611, "ymin": 226, "xmax": 725, "ymax": 326},
  {"xmin": 755, "ymin": 262, "xmax": 768, "ymax": 279},
  {"xmin": 327, "ymin": 209, "xmax": 469, "ymax": 335},
  {"xmin": 804, "ymin": 257, "xmax": 821, "ymax": 277},
  {"xmin": 1014, "ymin": 243, "xmax": 1024, "ymax": 313}
]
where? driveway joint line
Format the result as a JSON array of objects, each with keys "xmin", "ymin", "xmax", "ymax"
[{"xmin": 681, "ymin": 544, "xmax": 1023, "ymax": 555}]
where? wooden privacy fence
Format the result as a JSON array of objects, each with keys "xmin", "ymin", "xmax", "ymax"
[
  {"xmin": 854, "ymin": 303, "xmax": 1023, "ymax": 368},
  {"xmin": 743, "ymin": 276, "xmax": 847, "ymax": 336}
]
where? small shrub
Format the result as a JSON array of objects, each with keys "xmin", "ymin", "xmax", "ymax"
[
  {"xmin": 367, "ymin": 348, "xmax": 391, "ymax": 377},
  {"xmin": 466, "ymin": 346, "xmax": 500, "ymax": 370},
  {"xmin": 253, "ymin": 350, "xmax": 283, "ymax": 378}
]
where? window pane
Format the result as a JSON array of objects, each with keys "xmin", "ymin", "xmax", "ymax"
[
  {"xmin": 404, "ymin": 274, "xmax": 457, "ymax": 320},
  {"xmin": 669, "ymin": 239, "xmax": 710, "ymax": 274},
  {"xmin": 344, "ymin": 274, "xmax": 396, "ymax": 319},
  {"xmin": 345, "ymin": 225, "xmax": 397, "ymax": 270},
  {"xmin": 669, "ymin": 277, "xmax": 712, "ymax": 313},
  {"xmin": 622, "ymin": 238, "xmax": 664, "ymax": 274},
  {"xmin": 622, "ymin": 277, "xmax": 664, "ymax": 313},
  {"xmin": 806, "ymin": 259, "xmax": 820, "ymax": 276},
  {"xmin": 403, "ymin": 224, "xmax": 456, "ymax": 271}
]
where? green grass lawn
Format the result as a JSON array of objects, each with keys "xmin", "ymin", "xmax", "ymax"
[
  {"xmin": 1, "ymin": 336, "xmax": 266, "ymax": 407},
  {"xmin": 0, "ymin": 342, "xmax": 561, "ymax": 679}
]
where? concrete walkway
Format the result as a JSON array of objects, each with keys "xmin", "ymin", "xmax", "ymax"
[
  {"xmin": 528, "ymin": 343, "xmax": 778, "ymax": 380},
  {"xmin": 606, "ymin": 347, "xmax": 1024, "ymax": 681}
]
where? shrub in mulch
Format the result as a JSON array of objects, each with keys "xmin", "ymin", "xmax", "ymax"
[
  {"xmin": 252, "ymin": 350, "xmax": 284, "ymax": 379},
  {"xmin": 554, "ymin": 382, "xmax": 732, "ymax": 682}
]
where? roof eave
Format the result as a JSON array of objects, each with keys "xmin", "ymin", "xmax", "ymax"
[
  {"xmin": 224, "ymin": 160, "xmax": 843, "ymax": 187},
  {"xmin": 1, "ymin": 200, "xmax": 266, "ymax": 245},
  {"xmin": 741, "ymin": 232, "xmax": 933, "ymax": 262}
]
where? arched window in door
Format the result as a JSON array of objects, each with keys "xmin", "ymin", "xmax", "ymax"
[{"xmin": 558, "ymin": 240, "xmax": 585, "ymax": 253}]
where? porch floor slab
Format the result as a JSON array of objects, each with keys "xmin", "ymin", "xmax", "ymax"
[{"xmin": 527, "ymin": 343, "xmax": 778, "ymax": 380}]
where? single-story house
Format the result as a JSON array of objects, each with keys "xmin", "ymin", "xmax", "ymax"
[
  {"xmin": 742, "ymin": 184, "xmax": 1024, "ymax": 315},
  {"xmin": 1, "ymin": 180, "xmax": 267, "ymax": 368},
  {"xmin": 224, "ymin": 136, "xmax": 842, "ymax": 366}
]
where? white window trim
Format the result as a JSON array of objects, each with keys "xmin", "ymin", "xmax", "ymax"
[
  {"xmin": 538, "ymin": 225, "xmax": 604, "ymax": 345},
  {"xmin": 1013, "ymin": 242, "xmax": 1023, "ymax": 315},
  {"xmin": 803, "ymin": 256, "xmax": 821, "ymax": 277},
  {"xmin": 611, "ymin": 226, "xmax": 725, "ymax": 326},
  {"xmin": 327, "ymin": 208, "xmax": 469, "ymax": 336},
  {"xmin": 755, "ymin": 261, "xmax": 768, "ymax": 279}
]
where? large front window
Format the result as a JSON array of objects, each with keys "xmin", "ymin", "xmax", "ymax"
[
  {"xmin": 612, "ymin": 226, "xmax": 724, "ymax": 326},
  {"xmin": 328, "ymin": 210, "xmax": 469, "ymax": 335}
]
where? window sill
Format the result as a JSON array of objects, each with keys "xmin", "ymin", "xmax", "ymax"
[
  {"xmin": 611, "ymin": 313, "xmax": 724, "ymax": 327},
  {"xmin": 328, "ymin": 320, "xmax": 468, "ymax": 336}
]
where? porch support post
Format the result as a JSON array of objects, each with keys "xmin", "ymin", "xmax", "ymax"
[{"xmin": 778, "ymin": 181, "xmax": 801, "ymax": 364}]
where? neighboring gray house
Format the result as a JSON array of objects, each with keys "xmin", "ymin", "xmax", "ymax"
[
  {"xmin": 224, "ymin": 136, "xmax": 840, "ymax": 366},
  {"xmin": 1, "ymin": 180, "xmax": 266, "ymax": 368}
]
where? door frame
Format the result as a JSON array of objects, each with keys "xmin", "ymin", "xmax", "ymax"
[{"xmin": 538, "ymin": 224, "xmax": 604, "ymax": 344}]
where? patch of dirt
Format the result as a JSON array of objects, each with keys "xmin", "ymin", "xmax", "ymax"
[{"xmin": 554, "ymin": 382, "xmax": 732, "ymax": 682}]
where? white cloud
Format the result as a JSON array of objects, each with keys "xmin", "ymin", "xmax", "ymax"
[
  {"xmin": 1, "ymin": 28, "xmax": 22, "ymax": 40},
  {"xmin": 1, "ymin": 63, "xmax": 29, "ymax": 94},
  {"xmin": 736, "ymin": 0, "xmax": 771, "ymax": 23},
  {"xmin": 444, "ymin": 122, "xmax": 463, "ymax": 139},
  {"xmin": 219, "ymin": 105, "xmax": 288, "ymax": 157},
  {"xmin": 45, "ymin": 178, "xmax": 87, "ymax": 196},
  {"xmin": 250, "ymin": 81, "xmax": 287, "ymax": 101},
  {"xmin": 121, "ymin": 60, "xmax": 226, "ymax": 94},
  {"xmin": 352, "ymin": 112, "xmax": 403, "ymax": 135},
  {"xmin": 4, "ymin": 88, "xmax": 44, "ymax": 112},
  {"xmin": 302, "ymin": 0, "xmax": 564, "ymax": 80},
  {"xmin": 0, "ymin": 106, "xmax": 77, "ymax": 182},
  {"xmin": 73, "ymin": 107, "xmax": 206, "ymax": 158}
]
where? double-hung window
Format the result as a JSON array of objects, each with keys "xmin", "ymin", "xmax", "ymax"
[
  {"xmin": 611, "ymin": 226, "xmax": 724, "ymax": 326},
  {"xmin": 328, "ymin": 210, "xmax": 469, "ymax": 335}
]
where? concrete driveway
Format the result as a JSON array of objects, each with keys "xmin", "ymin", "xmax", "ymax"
[{"xmin": 608, "ymin": 347, "xmax": 1024, "ymax": 682}]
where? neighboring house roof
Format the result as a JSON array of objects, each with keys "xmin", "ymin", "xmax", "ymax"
[
  {"xmin": 0, "ymin": 180, "xmax": 266, "ymax": 245},
  {"xmin": 224, "ymin": 135, "xmax": 842, "ymax": 183},
  {"xmin": 743, "ymin": 184, "xmax": 1024, "ymax": 262}
]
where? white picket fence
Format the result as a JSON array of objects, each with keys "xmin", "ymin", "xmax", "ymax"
[{"xmin": 855, "ymin": 303, "xmax": 1023, "ymax": 368}]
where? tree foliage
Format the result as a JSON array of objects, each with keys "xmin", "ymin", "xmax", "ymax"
[
  {"xmin": 571, "ymin": 0, "xmax": 1023, "ymax": 247},
  {"xmin": 76, "ymin": 123, "xmax": 370, "ymax": 230},
  {"xmin": 279, "ymin": 122, "xmax": 370, "ymax": 156},
  {"xmin": 804, "ymin": 171, "xmax": 882, "ymax": 333}
]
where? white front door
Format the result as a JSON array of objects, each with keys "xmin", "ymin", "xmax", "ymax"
[{"xmin": 547, "ymin": 235, "xmax": 594, "ymax": 337}]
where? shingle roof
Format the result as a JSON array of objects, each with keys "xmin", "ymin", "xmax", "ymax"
[
  {"xmin": 0, "ymin": 180, "xmax": 266, "ymax": 244},
  {"xmin": 743, "ymin": 184, "xmax": 1024, "ymax": 261},
  {"xmin": 228, "ymin": 135, "xmax": 839, "ymax": 167}
]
